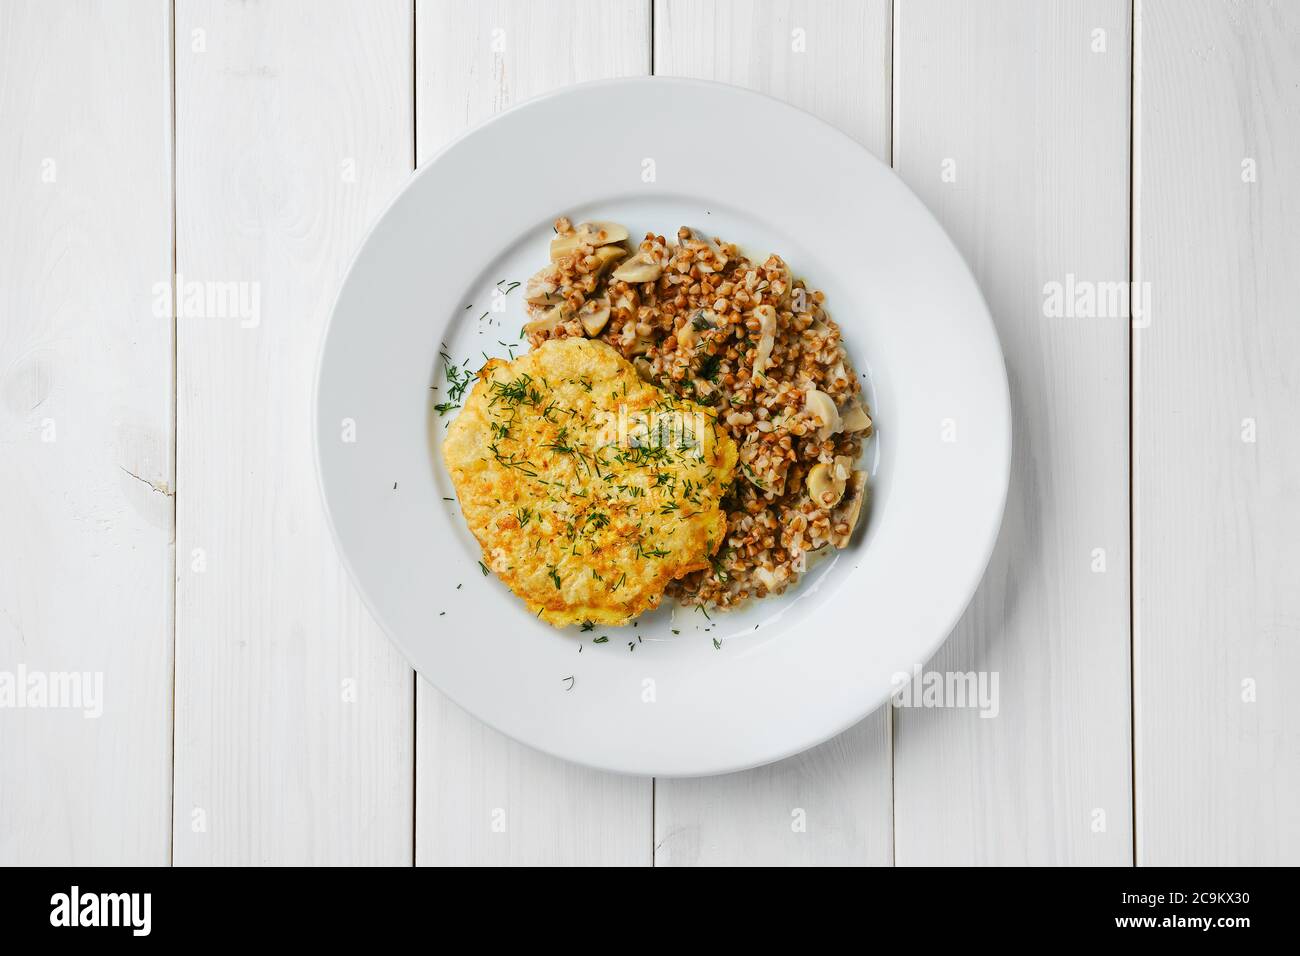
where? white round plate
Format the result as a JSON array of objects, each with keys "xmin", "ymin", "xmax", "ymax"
[{"xmin": 316, "ymin": 77, "xmax": 1010, "ymax": 777}]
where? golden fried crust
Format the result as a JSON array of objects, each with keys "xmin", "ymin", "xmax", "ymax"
[{"xmin": 443, "ymin": 338, "xmax": 738, "ymax": 627}]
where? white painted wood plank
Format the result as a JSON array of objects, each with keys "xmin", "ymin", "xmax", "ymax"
[
  {"xmin": 892, "ymin": 0, "xmax": 1133, "ymax": 864},
  {"xmin": 654, "ymin": 0, "xmax": 892, "ymax": 159},
  {"xmin": 414, "ymin": 0, "xmax": 653, "ymax": 866},
  {"xmin": 172, "ymin": 0, "xmax": 415, "ymax": 864},
  {"xmin": 1134, "ymin": 0, "xmax": 1300, "ymax": 865},
  {"xmin": 654, "ymin": 721, "xmax": 892, "ymax": 867},
  {"xmin": 652, "ymin": 0, "xmax": 894, "ymax": 867},
  {"xmin": 0, "ymin": 0, "xmax": 173, "ymax": 865}
]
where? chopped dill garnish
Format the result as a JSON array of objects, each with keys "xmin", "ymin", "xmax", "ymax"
[
  {"xmin": 435, "ymin": 351, "xmax": 473, "ymax": 415},
  {"xmin": 637, "ymin": 540, "xmax": 669, "ymax": 559},
  {"xmin": 697, "ymin": 353, "xmax": 722, "ymax": 382},
  {"xmin": 489, "ymin": 372, "xmax": 541, "ymax": 408},
  {"xmin": 709, "ymin": 549, "xmax": 731, "ymax": 583}
]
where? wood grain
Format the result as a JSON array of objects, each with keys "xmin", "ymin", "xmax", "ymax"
[
  {"xmin": 413, "ymin": 0, "xmax": 654, "ymax": 866},
  {"xmin": 891, "ymin": 0, "xmax": 1133, "ymax": 864},
  {"xmin": 652, "ymin": 0, "xmax": 894, "ymax": 867},
  {"xmin": 172, "ymin": 0, "xmax": 415, "ymax": 864},
  {"xmin": 1134, "ymin": 0, "xmax": 1300, "ymax": 865},
  {"xmin": 0, "ymin": 0, "xmax": 174, "ymax": 865},
  {"xmin": 654, "ymin": 0, "xmax": 892, "ymax": 157}
]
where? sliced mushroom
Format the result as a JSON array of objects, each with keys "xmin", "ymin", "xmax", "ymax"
[
  {"xmin": 804, "ymin": 388, "xmax": 842, "ymax": 440},
  {"xmin": 589, "ymin": 244, "xmax": 628, "ymax": 276},
  {"xmin": 577, "ymin": 295, "xmax": 611, "ymax": 336},
  {"xmin": 524, "ymin": 265, "xmax": 563, "ymax": 305},
  {"xmin": 680, "ymin": 228, "xmax": 730, "ymax": 274},
  {"xmin": 688, "ymin": 376, "xmax": 720, "ymax": 405},
  {"xmin": 550, "ymin": 221, "xmax": 629, "ymax": 261},
  {"xmin": 677, "ymin": 309, "xmax": 719, "ymax": 350},
  {"xmin": 632, "ymin": 357, "xmax": 655, "ymax": 382},
  {"xmin": 806, "ymin": 461, "xmax": 847, "ymax": 509},
  {"xmin": 806, "ymin": 455, "xmax": 854, "ymax": 508},
  {"xmin": 829, "ymin": 471, "xmax": 868, "ymax": 548},
  {"xmin": 751, "ymin": 305, "xmax": 778, "ymax": 378},
  {"xmin": 626, "ymin": 334, "xmax": 656, "ymax": 356},
  {"xmin": 522, "ymin": 302, "xmax": 568, "ymax": 336},
  {"xmin": 840, "ymin": 399, "xmax": 872, "ymax": 433},
  {"xmin": 754, "ymin": 565, "xmax": 780, "ymax": 593},
  {"xmin": 612, "ymin": 250, "xmax": 664, "ymax": 283}
]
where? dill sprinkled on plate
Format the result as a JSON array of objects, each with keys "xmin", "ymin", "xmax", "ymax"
[{"xmin": 435, "ymin": 351, "xmax": 473, "ymax": 416}]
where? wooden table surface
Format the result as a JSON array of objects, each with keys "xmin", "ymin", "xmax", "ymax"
[{"xmin": 2, "ymin": 0, "xmax": 1297, "ymax": 866}]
